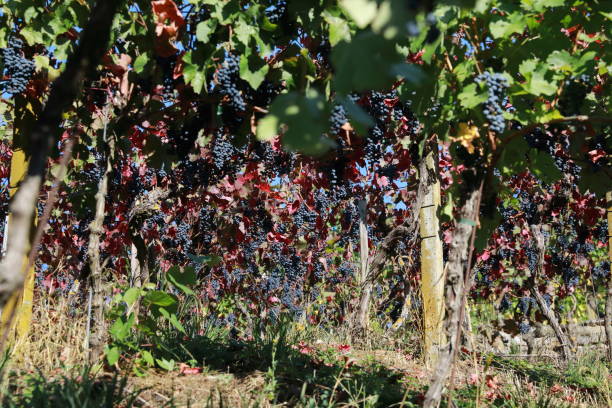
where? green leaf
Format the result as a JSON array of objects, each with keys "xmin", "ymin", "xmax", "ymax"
[
  {"xmin": 546, "ymin": 50, "xmax": 574, "ymax": 72},
  {"xmin": 489, "ymin": 13, "xmax": 526, "ymax": 39},
  {"xmin": 234, "ymin": 17, "xmax": 259, "ymax": 47},
  {"xmin": 324, "ymin": 13, "xmax": 351, "ymax": 46},
  {"xmin": 338, "ymin": 94, "xmax": 374, "ymax": 135},
  {"xmin": 239, "ymin": 51, "xmax": 269, "ymax": 89},
  {"xmin": 109, "ymin": 314, "xmax": 135, "ymax": 341},
  {"xmin": 123, "ymin": 288, "xmax": 141, "ymax": 307},
  {"xmin": 529, "ymin": 149, "xmax": 562, "ymax": 184},
  {"xmin": 332, "ymin": 32, "xmax": 403, "ymax": 93},
  {"xmin": 578, "ymin": 168, "xmax": 612, "ymax": 197},
  {"xmin": 169, "ymin": 313, "xmax": 187, "ymax": 334},
  {"xmin": 105, "ymin": 347, "xmax": 121, "ymax": 366},
  {"xmin": 475, "ymin": 213, "xmax": 500, "ymax": 251},
  {"xmin": 141, "ymin": 350, "xmax": 154, "ymax": 366},
  {"xmin": 143, "ymin": 291, "xmax": 177, "ymax": 307},
  {"xmin": 187, "ymin": 254, "xmax": 223, "ymax": 266},
  {"xmin": 440, "ymin": 191, "xmax": 454, "ymax": 223},
  {"xmin": 519, "ymin": 59, "xmax": 557, "ymax": 96},
  {"xmin": 156, "ymin": 358, "xmax": 175, "ymax": 371},
  {"xmin": 256, "ymin": 114, "xmax": 279, "ymax": 141},
  {"xmin": 340, "ymin": 0, "xmax": 378, "ymax": 28},
  {"xmin": 109, "ymin": 319, "xmax": 125, "ymax": 341},
  {"xmin": 497, "ymin": 135, "xmax": 561, "ymax": 183},
  {"xmin": 183, "ymin": 52, "xmax": 206, "ymax": 93},
  {"xmin": 133, "ymin": 54, "xmax": 149, "ymax": 74},
  {"xmin": 546, "ymin": 49, "xmax": 597, "ymax": 76},
  {"xmin": 24, "ymin": 6, "xmax": 39, "ymax": 23},
  {"xmin": 458, "ymin": 83, "xmax": 488, "ymax": 109},
  {"xmin": 196, "ymin": 19, "xmax": 217, "ymax": 43},
  {"xmin": 521, "ymin": 0, "xmax": 564, "ymax": 12},
  {"xmin": 20, "ymin": 26, "xmax": 44, "ymax": 46},
  {"xmin": 167, "ymin": 266, "xmax": 196, "ymax": 295},
  {"xmin": 260, "ymin": 90, "xmax": 334, "ymax": 156},
  {"xmin": 453, "ymin": 60, "xmax": 476, "ymax": 82},
  {"xmin": 391, "ymin": 64, "xmax": 426, "ymax": 85}
]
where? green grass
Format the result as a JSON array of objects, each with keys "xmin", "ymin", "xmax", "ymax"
[{"xmin": 1, "ymin": 366, "xmax": 156, "ymax": 408}]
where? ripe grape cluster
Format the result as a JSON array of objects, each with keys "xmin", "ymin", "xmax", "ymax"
[
  {"xmin": 377, "ymin": 164, "xmax": 398, "ymax": 180},
  {"xmin": 217, "ymin": 54, "xmax": 246, "ymax": 112},
  {"xmin": 211, "ymin": 135, "xmax": 236, "ymax": 170},
  {"xmin": 197, "ymin": 206, "xmax": 215, "ymax": 247},
  {"xmin": 265, "ymin": 0, "xmax": 287, "ymax": 24},
  {"xmin": 558, "ymin": 75, "xmax": 592, "ymax": 116},
  {"xmin": 524, "ymin": 127, "xmax": 581, "ymax": 176},
  {"xmin": 156, "ymin": 55, "xmax": 179, "ymax": 101},
  {"xmin": 329, "ymin": 104, "xmax": 348, "ymax": 135},
  {"xmin": 592, "ymin": 261, "xmax": 609, "ymax": 280},
  {"xmin": 294, "ymin": 204, "xmax": 317, "ymax": 232},
  {"xmin": 517, "ymin": 296, "xmax": 535, "ymax": 315},
  {"xmin": 477, "ymin": 72, "xmax": 508, "ymax": 133},
  {"xmin": 1, "ymin": 38, "xmax": 35, "ymax": 94},
  {"xmin": 518, "ymin": 193, "xmax": 539, "ymax": 225},
  {"xmin": 524, "ymin": 128, "xmax": 552, "ymax": 152},
  {"xmin": 518, "ymin": 321, "xmax": 531, "ymax": 334},
  {"xmin": 525, "ymin": 245, "xmax": 539, "ymax": 271},
  {"xmin": 176, "ymin": 222, "xmax": 192, "ymax": 255},
  {"xmin": 248, "ymin": 80, "xmax": 282, "ymax": 107},
  {"xmin": 553, "ymin": 154, "xmax": 581, "ymax": 177},
  {"xmin": 83, "ymin": 164, "xmax": 104, "ymax": 186}
]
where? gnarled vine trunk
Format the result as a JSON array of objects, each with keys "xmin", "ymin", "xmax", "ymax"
[
  {"xmin": 88, "ymin": 131, "xmax": 114, "ymax": 364},
  {"xmin": 354, "ymin": 141, "xmax": 433, "ymax": 332},
  {"xmin": 529, "ymin": 224, "xmax": 572, "ymax": 360},
  {"xmin": 0, "ymin": 0, "xmax": 122, "ymax": 320},
  {"xmin": 356, "ymin": 198, "xmax": 371, "ymax": 329}
]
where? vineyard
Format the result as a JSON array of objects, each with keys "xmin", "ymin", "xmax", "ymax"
[{"xmin": 0, "ymin": 0, "xmax": 610, "ymax": 407}]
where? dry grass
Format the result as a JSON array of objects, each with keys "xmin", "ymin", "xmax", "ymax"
[
  {"xmin": 1, "ymin": 290, "xmax": 610, "ymax": 407},
  {"xmin": 9, "ymin": 291, "xmax": 88, "ymax": 375},
  {"xmin": 130, "ymin": 370, "xmax": 270, "ymax": 407}
]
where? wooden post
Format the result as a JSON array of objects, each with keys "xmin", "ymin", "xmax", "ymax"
[
  {"xmin": 605, "ymin": 192, "xmax": 612, "ymax": 360},
  {"xmin": 419, "ymin": 144, "xmax": 445, "ymax": 366},
  {"xmin": 0, "ymin": 149, "xmax": 36, "ymax": 343}
]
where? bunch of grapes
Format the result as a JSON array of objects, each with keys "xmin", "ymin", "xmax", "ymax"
[
  {"xmin": 525, "ymin": 245, "xmax": 539, "ymax": 271},
  {"xmin": 369, "ymin": 92, "xmax": 391, "ymax": 123},
  {"xmin": 518, "ymin": 192, "xmax": 540, "ymax": 225},
  {"xmin": 216, "ymin": 54, "xmax": 246, "ymax": 112},
  {"xmin": 210, "ymin": 133, "xmax": 240, "ymax": 179},
  {"xmin": 156, "ymin": 55, "xmax": 179, "ymax": 101},
  {"xmin": 377, "ymin": 164, "xmax": 398, "ymax": 180},
  {"xmin": 477, "ymin": 72, "xmax": 509, "ymax": 133},
  {"xmin": 248, "ymin": 80, "xmax": 282, "ymax": 107},
  {"xmin": 518, "ymin": 321, "xmax": 531, "ymax": 334},
  {"xmin": 553, "ymin": 153, "xmax": 581, "ymax": 177},
  {"xmin": 265, "ymin": 0, "xmax": 287, "ymax": 24},
  {"xmin": 1, "ymin": 38, "xmax": 35, "ymax": 94},
  {"xmin": 517, "ymin": 296, "xmax": 535, "ymax": 315},
  {"xmin": 197, "ymin": 206, "xmax": 215, "ymax": 246},
  {"xmin": 294, "ymin": 204, "xmax": 317, "ymax": 232},
  {"xmin": 329, "ymin": 104, "xmax": 348, "ymax": 135},
  {"xmin": 82, "ymin": 164, "xmax": 104, "ymax": 186},
  {"xmin": 176, "ymin": 222, "xmax": 192, "ymax": 255},
  {"xmin": 524, "ymin": 128, "xmax": 553, "ymax": 153},
  {"xmin": 558, "ymin": 75, "xmax": 592, "ymax": 116},
  {"xmin": 592, "ymin": 261, "xmax": 609, "ymax": 280}
]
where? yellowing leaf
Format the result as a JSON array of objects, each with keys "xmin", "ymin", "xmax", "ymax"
[{"xmin": 454, "ymin": 123, "xmax": 480, "ymax": 154}]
